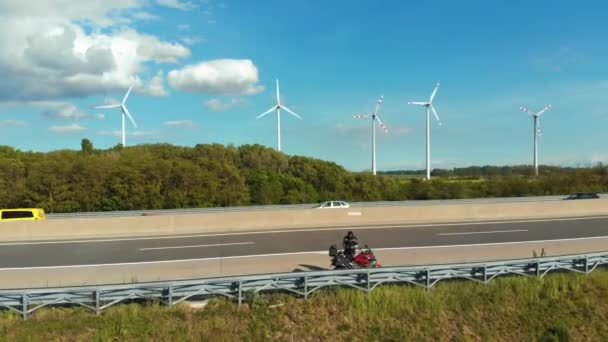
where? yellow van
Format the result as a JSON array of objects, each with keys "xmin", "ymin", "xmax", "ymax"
[{"xmin": 0, "ymin": 208, "xmax": 46, "ymax": 221}]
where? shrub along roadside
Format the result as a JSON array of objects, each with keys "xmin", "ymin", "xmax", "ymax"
[
  {"xmin": 1, "ymin": 142, "xmax": 608, "ymax": 213},
  {"xmin": 1, "ymin": 270, "xmax": 607, "ymax": 341}
]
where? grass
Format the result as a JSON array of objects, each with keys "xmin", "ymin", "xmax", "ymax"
[{"xmin": 1, "ymin": 270, "xmax": 608, "ymax": 341}]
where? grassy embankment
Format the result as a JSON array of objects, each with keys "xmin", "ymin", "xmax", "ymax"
[{"xmin": 1, "ymin": 269, "xmax": 607, "ymax": 341}]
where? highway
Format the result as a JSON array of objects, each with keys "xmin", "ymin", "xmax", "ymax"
[{"xmin": 1, "ymin": 215, "xmax": 608, "ymax": 269}]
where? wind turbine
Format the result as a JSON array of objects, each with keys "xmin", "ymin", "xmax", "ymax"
[
  {"xmin": 94, "ymin": 85, "xmax": 137, "ymax": 147},
  {"xmin": 257, "ymin": 79, "xmax": 302, "ymax": 152},
  {"xmin": 408, "ymin": 82, "xmax": 442, "ymax": 180},
  {"xmin": 353, "ymin": 95, "xmax": 388, "ymax": 176},
  {"xmin": 520, "ymin": 104, "xmax": 551, "ymax": 176}
]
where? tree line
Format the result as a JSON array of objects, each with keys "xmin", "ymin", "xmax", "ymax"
[{"xmin": 0, "ymin": 140, "xmax": 606, "ymax": 213}]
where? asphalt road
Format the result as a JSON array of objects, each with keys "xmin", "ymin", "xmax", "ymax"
[{"xmin": 1, "ymin": 215, "xmax": 608, "ymax": 268}]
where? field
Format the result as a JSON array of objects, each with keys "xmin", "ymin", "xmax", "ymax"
[{"xmin": 1, "ymin": 269, "xmax": 607, "ymax": 341}]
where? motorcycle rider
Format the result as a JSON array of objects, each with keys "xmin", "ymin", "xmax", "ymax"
[{"xmin": 342, "ymin": 231, "xmax": 359, "ymax": 260}]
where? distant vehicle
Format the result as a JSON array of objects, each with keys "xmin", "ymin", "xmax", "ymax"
[
  {"xmin": 0, "ymin": 208, "xmax": 46, "ymax": 221},
  {"xmin": 564, "ymin": 192, "xmax": 600, "ymax": 200},
  {"xmin": 316, "ymin": 201, "xmax": 350, "ymax": 209}
]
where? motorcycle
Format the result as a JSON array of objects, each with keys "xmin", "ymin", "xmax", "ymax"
[{"xmin": 329, "ymin": 243, "xmax": 382, "ymax": 269}]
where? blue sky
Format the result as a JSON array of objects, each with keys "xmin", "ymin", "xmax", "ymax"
[{"xmin": 1, "ymin": 1, "xmax": 607, "ymax": 171}]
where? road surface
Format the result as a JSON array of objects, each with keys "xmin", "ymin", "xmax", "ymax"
[{"xmin": 1, "ymin": 215, "xmax": 607, "ymax": 268}]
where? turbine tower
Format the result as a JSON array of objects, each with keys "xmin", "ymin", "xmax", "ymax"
[
  {"xmin": 353, "ymin": 95, "xmax": 388, "ymax": 175},
  {"xmin": 520, "ymin": 105, "xmax": 551, "ymax": 176},
  {"xmin": 408, "ymin": 82, "xmax": 442, "ymax": 180},
  {"xmin": 257, "ymin": 79, "xmax": 302, "ymax": 152},
  {"xmin": 94, "ymin": 85, "xmax": 138, "ymax": 147}
]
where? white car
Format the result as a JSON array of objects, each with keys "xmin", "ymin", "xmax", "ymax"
[{"xmin": 316, "ymin": 201, "xmax": 350, "ymax": 209}]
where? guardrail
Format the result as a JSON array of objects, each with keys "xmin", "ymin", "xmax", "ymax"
[
  {"xmin": 47, "ymin": 195, "xmax": 569, "ymax": 219},
  {"xmin": 1, "ymin": 251, "xmax": 606, "ymax": 319}
]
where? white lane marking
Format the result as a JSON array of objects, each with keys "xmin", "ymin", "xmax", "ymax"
[
  {"xmin": 1, "ymin": 235, "xmax": 608, "ymax": 271},
  {"xmin": 1, "ymin": 215, "xmax": 607, "ymax": 246},
  {"xmin": 139, "ymin": 242, "xmax": 253, "ymax": 251},
  {"xmin": 437, "ymin": 229, "xmax": 528, "ymax": 236},
  {"xmin": 347, "ymin": 212, "xmax": 362, "ymax": 216}
]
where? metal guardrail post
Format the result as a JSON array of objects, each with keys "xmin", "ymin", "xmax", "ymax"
[
  {"xmin": 21, "ymin": 293, "xmax": 28, "ymax": 320},
  {"xmin": 167, "ymin": 285, "xmax": 173, "ymax": 307},
  {"xmin": 536, "ymin": 261, "xmax": 541, "ymax": 278},
  {"xmin": 238, "ymin": 281, "xmax": 243, "ymax": 306},
  {"xmin": 304, "ymin": 276, "xmax": 309, "ymax": 299},
  {"xmin": 366, "ymin": 269, "xmax": 371, "ymax": 293},
  {"xmin": 95, "ymin": 289, "xmax": 100, "ymax": 316},
  {"xmin": 425, "ymin": 269, "xmax": 431, "ymax": 290},
  {"xmin": 483, "ymin": 266, "xmax": 488, "ymax": 285},
  {"xmin": 584, "ymin": 256, "xmax": 589, "ymax": 274}
]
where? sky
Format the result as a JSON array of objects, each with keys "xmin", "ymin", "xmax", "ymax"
[{"xmin": 1, "ymin": 0, "xmax": 607, "ymax": 171}]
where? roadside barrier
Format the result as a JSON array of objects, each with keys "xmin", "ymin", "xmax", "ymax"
[{"xmin": 1, "ymin": 251, "xmax": 606, "ymax": 319}]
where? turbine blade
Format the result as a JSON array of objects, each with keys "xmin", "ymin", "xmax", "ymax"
[
  {"xmin": 257, "ymin": 106, "xmax": 276, "ymax": 119},
  {"xmin": 122, "ymin": 84, "xmax": 134, "ymax": 105},
  {"xmin": 520, "ymin": 106, "xmax": 535, "ymax": 117},
  {"xmin": 93, "ymin": 104, "xmax": 121, "ymax": 109},
  {"xmin": 375, "ymin": 115, "xmax": 388, "ymax": 133},
  {"xmin": 408, "ymin": 101, "xmax": 429, "ymax": 106},
  {"xmin": 122, "ymin": 105, "xmax": 137, "ymax": 128},
  {"xmin": 374, "ymin": 95, "xmax": 384, "ymax": 115},
  {"xmin": 429, "ymin": 82, "xmax": 440, "ymax": 102},
  {"xmin": 353, "ymin": 114, "xmax": 371, "ymax": 119},
  {"xmin": 537, "ymin": 104, "xmax": 552, "ymax": 116},
  {"xmin": 431, "ymin": 105, "xmax": 442, "ymax": 125},
  {"xmin": 281, "ymin": 105, "xmax": 302, "ymax": 120},
  {"xmin": 379, "ymin": 122, "xmax": 388, "ymax": 133}
]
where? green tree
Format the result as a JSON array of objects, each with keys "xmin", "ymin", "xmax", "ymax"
[{"xmin": 81, "ymin": 138, "xmax": 94, "ymax": 154}]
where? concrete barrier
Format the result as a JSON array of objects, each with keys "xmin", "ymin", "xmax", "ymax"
[{"xmin": 1, "ymin": 199, "xmax": 608, "ymax": 241}]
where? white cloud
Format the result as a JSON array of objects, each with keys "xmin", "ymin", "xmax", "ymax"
[
  {"xmin": 48, "ymin": 123, "xmax": 86, "ymax": 133},
  {"xmin": 1, "ymin": 101, "xmax": 110, "ymax": 121},
  {"xmin": 1, "ymin": 101, "xmax": 102, "ymax": 121},
  {"xmin": 164, "ymin": 120, "xmax": 195, "ymax": 127},
  {"xmin": 0, "ymin": 0, "xmax": 142, "ymax": 27},
  {"xmin": 43, "ymin": 103, "xmax": 87, "ymax": 120},
  {"xmin": 180, "ymin": 36, "xmax": 205, "ymax": 46},
  {"xmin": 177, "ymin": 24, "xmax": 190, "ymax": 30},
  {"xmin": 100, "ymin": 97, "xmax": 120, "ymax": 106},
  {"xmin": 168, "ymin": 59, "xmax": 264, "ymax": 95},
  {"xmin": 0, "ymin": 4, "xmax": 190, "ymax": 102},
  {"xmin": 132, "ymin": 12, "xmax": 160, "ymax": 21},
  {"xmin": 205, "ymin": 98, "xmax": 246, "ymax": 112},
  {"xmin": 156, "ymin": 0, "xmax": 197, "ymax": 11},
  {"xmin": 0, "ymin": 119, "xmax": 26, "ymax": 126},
  {"xmin": 143, "ymin": 70, "xmax": 169, "ymax": 97},
  {"xmin": 118, "ymin": 29, "xmax": 190, "ymax": 63}
]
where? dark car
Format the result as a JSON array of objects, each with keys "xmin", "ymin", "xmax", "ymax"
[{"xmin": 564, "ymin": 192, "xmax": 600, "ymax": 200}]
